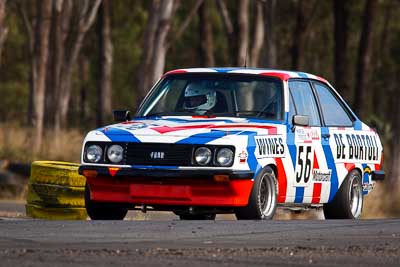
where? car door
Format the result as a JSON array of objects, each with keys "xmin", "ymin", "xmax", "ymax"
[
  {"xmin": 312, "ymin": 81, "xmax": 355, "ymax": 203},
  {"xmin": 287, "ymin": 80, "xmax": 323, "ymax": 204}
]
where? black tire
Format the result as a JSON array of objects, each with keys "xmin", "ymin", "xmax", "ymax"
[
  {"xmin": 84, "ymin": 183, "xmax": 128, "ymax": 220},
  {"xmin": 178, "ymin": 214, "xmax": 216, "ymax": 220},
  {"xmin": 323, "ymin": 170, "xmax": 363, "ymax": 219},
  {"xmin": 235, "ymin": 166, "xmax": 277, "ymax": 220}
]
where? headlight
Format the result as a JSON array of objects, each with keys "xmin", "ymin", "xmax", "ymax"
[
  {"xmin": 194, "ymin": 147, "xmax": 212, "ymax": 166},
  {"xmin": 216, "ymin": 148, "xmax": 234, "ymax": 166},
  {"xmin": 107, "ymin": 145, "xmax": 124, "ymax": 163},
  {"xmin": 86, "ymin": 145, "xmax": 103, "ymax": 163}
]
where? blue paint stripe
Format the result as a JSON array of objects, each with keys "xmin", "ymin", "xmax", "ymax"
[
  {"xmin": 297, "ymin": 72, "xmax": 309, "ymax": 78},
  {"xmin": 162, "ymin": 118, "xmax": 235, "ymax": 123},
  {"xmin": 102, "ymin": 128, "xmax": 140, "ymax": 142},
  {"xmin": 286, "ymin": 125, "xmax": 296, "ymax": 169},
  {"xmin": 294, "ymin": 187, "xmax": 304, "ymax": 203},
  {"xmin": 212, "ymin": 68, "xmax": 240, "ymax": 73},
  {"xmin": 176, "ymin": 131, "xmax": 226, "ymax": 144},
  {"xmin": 362, "ymin": 163, "xmax": 369, "ymax": 195},
  {"xmin": 244, "ymin": 132, "xmax": 261, "ymax": 179},
  {"xmin": 353, "ymin": 120, "xmax": 363, "ymax": 130},
  {"xmin": 323, "ymin": 143, "xmax": 339, "ymax": 202}
]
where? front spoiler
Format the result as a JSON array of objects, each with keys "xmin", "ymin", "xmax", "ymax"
[{"xmin": 79, "ymin": 165, "xmax": 255, "ymax": 207}]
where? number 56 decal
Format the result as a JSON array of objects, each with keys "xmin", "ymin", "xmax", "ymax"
[{"xmin": 295, "ymin": 145, "xmax": 314, "ymax": 185}]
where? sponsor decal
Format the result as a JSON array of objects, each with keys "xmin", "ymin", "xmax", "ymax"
[
  {"xmin": 312, "ymin": 169, "xmax": 332, "ymax": 182},
  {"xmin": 238, "ymin": 150, "xmax": 248, "ymax": 164},
  {"xmin": 363, "ymin": 166, "xmax": 372, "ymax": 174},
  {"xmin": 295, "ymin": 128, "xmax": 320, "ymax": 143},
  {"xmin": 332, "ymin": 131, "xmax": 380, "ymax": 163},
  {"xmin": 255, "ymin": 136, "xmax": 285, "ymax": 158},
  {"xmin": 363, "ymin": 183, "xmax": 374, "ymax": 191},
  {"xmin": 115, "ymin": 122, "xmax": 150, "ymax": 131}
]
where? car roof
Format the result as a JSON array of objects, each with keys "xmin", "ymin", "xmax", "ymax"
[{"xmin": 164, "ymin": 67, "xmax": 328, "ymax": 84}]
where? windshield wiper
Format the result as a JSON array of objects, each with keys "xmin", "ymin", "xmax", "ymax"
[
  {"xmin": 144, "ymin": 112, "xmax": 174, "ymax": 118},
  {"xmin": 234, "ymin": 110, "xmax": 276, "ymax": 118}
]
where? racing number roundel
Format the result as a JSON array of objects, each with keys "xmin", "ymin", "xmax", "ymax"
[{"xmin": 295, "ymin": 145, "xmax": 314, "ymax": 185}]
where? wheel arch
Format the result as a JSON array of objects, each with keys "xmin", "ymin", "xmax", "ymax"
[
  {"xmin": 337, "ymin": 166, "xmax": 363, "ymax": 192},
  {"xmin": 267, "ymin": 163, "xmax": 278, "ymax": 177}
]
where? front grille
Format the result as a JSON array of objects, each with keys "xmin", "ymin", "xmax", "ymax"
[{"xmin": 126, "ymin": 143, "xmax": 193, "ymax": 166}]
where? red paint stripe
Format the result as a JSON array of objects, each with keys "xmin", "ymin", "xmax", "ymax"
[
  {"xmin": 163, "ymin": 69, "xmax": 187, "ymax": 76},
  {"xmin": 275, "ymin": 158, "xmax": 287, "ymax": 203},
  {"xmin": 192, "ymin": 115, "xmax": 216, "ymax": 118},
  {"xmin": 315, "ymin": 76, "xmax": 328, "ymax": 84},
  {"xmin": 312, "ymin": 183, "xmax": 322, "ymax": 204},
  {"xmin": 304, "ymin": 140, "xmax": 312, "ymax": 143},
  {"xmin": 374, "ymin": 164, "xmax": 380, "ymax": 171},
  {"xmin": 313, "ymin": 152, "xmax": 319, "ymax": 169},
  {"xmin": 152, "ymin": 124, "xmax": 277, "ymax": 134},
  {"xmin": 344, "ymin": 163, "xmax": 355, "ymax": 172},
  {"xmin": 260, "ymin": 72, "xmax": 291, "ymax": 81},
  {"xmin": 311, "ymin": 152, "xmax": 321, "ymax": 203}
]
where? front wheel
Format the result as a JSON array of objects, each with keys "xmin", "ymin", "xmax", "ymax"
[
  {"xmin": 235, "ymin": 166, "xmax": 277, "ymax": 220},
  {"xmin": 85, "ymin": 183, "xmax": 128, "ymax": 220},
  {"xmin": 323, "ymin": 170, "xmax": 363, "ymax": 219}
]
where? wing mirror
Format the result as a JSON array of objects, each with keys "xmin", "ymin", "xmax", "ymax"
[
  {"xmin": 292, "ymin": 115, "xmax": 309, "ymax": 126},
  {"xmin": 113, "ymin": 110, "xmax": 131, "ymax": 122}
]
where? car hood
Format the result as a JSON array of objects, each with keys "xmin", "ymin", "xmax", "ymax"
[{"xmin": 86, "ymin": 116, "xmax": 283, "ymax": 144}]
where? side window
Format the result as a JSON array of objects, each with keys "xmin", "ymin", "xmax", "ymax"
[
  {"xmin": 289, "ymin": 81, "xmax": 321, "ymax": 126},
  {"xmin": 288, "ymin": 92, "xmax": 296, "ymax": 124},
  {"xmin": 313, "ymin": 82, "xmax": 353, "ymax": 127}
]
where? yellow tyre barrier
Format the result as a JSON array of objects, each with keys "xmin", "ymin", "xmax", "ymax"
[
  {"xmin": 29, "ymin": 161, "xmax": 85, "ymax": 187},
  {"xmin": 27, "ymin": 183, "xmax": 85, "ymax": 207},
  {"xmin": 26, "ymin": 161, "xmax": 87, "ymax": 220},
  {"xmin": 25, "ymin": 203, "xmax": 87, "ymax": 220}
]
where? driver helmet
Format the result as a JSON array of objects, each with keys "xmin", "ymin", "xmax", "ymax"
[{"xmin": 183, "ymin": 82, "xmax": 216, "ymax": 113}]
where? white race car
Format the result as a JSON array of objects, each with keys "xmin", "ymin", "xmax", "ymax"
[{"xmin": 79, "ymin": 68, "xmax": 385, "ymax": 220}]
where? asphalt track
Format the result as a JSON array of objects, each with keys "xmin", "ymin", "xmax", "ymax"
[{"xmin": 0, "ymin": 216, "xmax": 399, "ymax": 267}]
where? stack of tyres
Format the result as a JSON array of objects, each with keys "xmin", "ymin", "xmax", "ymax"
[{"xmin": 26, "ymin": 161, "xmax": 87, "ymax": 220}]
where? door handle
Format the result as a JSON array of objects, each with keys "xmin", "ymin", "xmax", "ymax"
[{"xmin": 322, "ymin": 133, "xmax": 331, "ymax": 139}]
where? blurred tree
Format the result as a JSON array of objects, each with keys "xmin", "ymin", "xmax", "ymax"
[
  {"xmin": 32, "ymin": 0, "xmax": 52, "ymax": 154},
  {"xmin": 263, "ymin": 0, "xmax": 277, "ymax": 68},
  {"xmin": 333, "ymin": 0, "xmax": 350, "ymax": 96},
  {"xmin": 52, "ymin": 0, "xmax": 101, "ymax": 137},
  {"xmin": 353, "ymin": 0, "xmax": 378, "ymax": 119},
  {"xmin": 249, "ymin": 0, "xmax": 264, "ymax": 67},
  {"xmin": 237, "ymin": 0, "xmax": 249, "ymax": 66},
  {"xmin": 216, "ymin": 0, "xmax": 235, "ymax": 65},
  {"xmin": 290, "ymin": 0, "xmax": 318, "ymax": 70},
  {"xmin": 96, "ymin": 0, "xmax": 113, "ymax": 126},
  {"xmin": 0, "ymin": 0, "xmax": 8, "ymax": 66},
  {"xmin": 136, "ymin": 0, "xmax": 203, "ymax": 104},
  {"xmin": 198, "ymin": 0, "xmax": 215, "ymax": 66}
]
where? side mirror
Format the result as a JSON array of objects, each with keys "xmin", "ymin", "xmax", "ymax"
[
  {"xmin": 292, "ymin": 115, "xmax": 309, "ymax": 126},
  {"xmin": 113, "ymin": 110, "xmax": 131, "ymax": 122}
]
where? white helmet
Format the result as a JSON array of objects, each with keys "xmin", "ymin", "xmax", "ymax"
[{"xmin": 183, "ymin": 82, "xmax": 216, "ymax": 113}]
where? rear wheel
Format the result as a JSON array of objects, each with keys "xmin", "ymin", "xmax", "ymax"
[
  {"xmin": 85, "ymin": 183, "xmax": 127, "ymax": 220},
  {"xmin": 323, "ymin": 170, "xmax": 363, "ymax": 219},
  {"xmin": 235, "ymin": 166, "xmax": 277, "ymax": 220}
]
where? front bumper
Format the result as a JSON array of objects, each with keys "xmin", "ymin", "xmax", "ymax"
[
  {"xmin": 79, "ymin": 165, "xmax": 255, "ymax": 207},
  {"xmin": 371, "ymin": 170, "xmax": 385, "ymax": 181}
]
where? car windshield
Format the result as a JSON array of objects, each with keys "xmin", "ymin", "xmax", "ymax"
[{"xmin": 136, "ymin": 74, "xmax": 284, "ymax": 120}]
